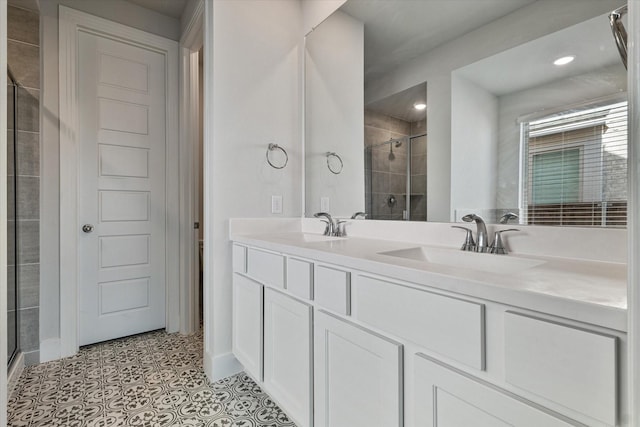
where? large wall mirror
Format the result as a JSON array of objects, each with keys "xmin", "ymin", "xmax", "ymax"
[{"xmin": 304, "ymin": 0, "xmax": 628, "ymax": 226}]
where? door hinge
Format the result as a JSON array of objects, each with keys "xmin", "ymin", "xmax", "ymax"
[{"xmin": 194, "ymin": 222, "xmax": 200, "ymax": 229}]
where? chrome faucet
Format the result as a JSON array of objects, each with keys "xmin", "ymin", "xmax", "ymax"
[
  {"xmin": 462, "ymin": 214, "xmax": 489, "ymax": 253},
  {"xmin": 499, "ymin": 212, "xmax": 519, "ymax": 224},
  {"xmin": 314, "ymin": 212, "xmax": 336, "ymax": 236},
  {"xmin": 351, "ymin": 212, "xmax": 366, "ymax": 219}
]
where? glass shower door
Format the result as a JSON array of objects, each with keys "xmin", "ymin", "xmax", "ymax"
[{"xmin": 7, "ymin": 71, "xmax": 18, "ymax": 366}]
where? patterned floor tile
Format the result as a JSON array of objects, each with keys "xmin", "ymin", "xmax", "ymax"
[{"xmin": 8, "ymin": 330, "xmax": 296, "ymax": 427}]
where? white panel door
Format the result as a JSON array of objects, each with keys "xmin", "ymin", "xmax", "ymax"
[
  {"xmin": 264, "ymin": 289, "xmax": 312, "ymax": 427},
  {"xmin": 314, "ymin": 311, "xmax": 403, "ymax": 427},
  {"xmin": 78, "ymin": 32, "xmax": 167, "ymax": 345}
]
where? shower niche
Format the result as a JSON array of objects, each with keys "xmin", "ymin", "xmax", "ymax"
[{"xmin": 364, "ymin": 82, "xmax": 427, "ymax": 221}]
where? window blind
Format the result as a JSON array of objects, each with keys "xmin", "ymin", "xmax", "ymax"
[{"xmin": 521, "ymin": 101, "xmax": 627, "ymax": 227}]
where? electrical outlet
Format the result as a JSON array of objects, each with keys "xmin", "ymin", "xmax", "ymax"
[
  {"xmin": 271, "ymin": 195, "xmax": 283, "ymax": 214},
  {"xmin": 320, "ymin": 197, "xmax": 330, "ymax": 212}
]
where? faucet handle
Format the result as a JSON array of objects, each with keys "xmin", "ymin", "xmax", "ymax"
[
  {"xmin": 451, "ymin": 226, "xmax": 476, "ymax": 251},
  {"xmin": 336, "ymin": 220, "xmax": 348, "ymax": 237},
  {"xmin": 489, "ymin": 229, "xmax": 519, "ymax": 255}
]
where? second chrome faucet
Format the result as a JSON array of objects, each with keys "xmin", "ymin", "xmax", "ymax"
[{"xmin": 455, "ymin": 213, "xmax": 518, "ymax": 255}]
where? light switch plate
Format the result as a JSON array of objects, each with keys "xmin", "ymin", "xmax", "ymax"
[
  {"xmin": 320, "ymin": 197, "xmax": 330, "ymax": 212},
  {"xmin": 271, "ymin": 195, "xmax": 283, "ymax": 214}
]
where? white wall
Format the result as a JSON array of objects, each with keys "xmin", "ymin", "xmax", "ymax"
[
  {"xmin": 301, "ymin": 0, "xmax": 346, "ymax": 35},
  {"xmin": 365, "ymin": 0, "xmax": 624, "ymax": 222},
  {"xmin": 205, "ymin": 0, "xmax": 303, "ymax": 380},
  {"xmin": 39, "ymin": 0, "xmax": 180, "ymax": 362},
  {"xmin": 305, "ymin": 10, "xmax": 364, "ymax": 217},
  {"xmin": 451, "ymin": 75, "xmax": 498, "ymax": 218}
]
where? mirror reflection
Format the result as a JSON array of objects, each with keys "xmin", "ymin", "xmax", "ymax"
[{"xmin": 305, "ymin": 0, "xmax": 628, "ymax": 225}]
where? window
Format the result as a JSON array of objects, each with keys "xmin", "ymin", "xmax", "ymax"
[{"xmin": 521, "ymin": 101, "xmax": 627, "ymax": 227}]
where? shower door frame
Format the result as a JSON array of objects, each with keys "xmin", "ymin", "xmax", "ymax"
[{"xmin": 6, "ymin": 70, "xmax": 18, "ymax": 367}]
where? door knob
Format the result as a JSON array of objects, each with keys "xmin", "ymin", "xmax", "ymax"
[{"xmin": 82, "ymin": 224, "xmax": 94, "ymax": 233}]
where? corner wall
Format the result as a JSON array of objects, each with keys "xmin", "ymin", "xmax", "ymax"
[{"xmin": 205, "ymin": 0, "xmax": 303, "ymax": 379}]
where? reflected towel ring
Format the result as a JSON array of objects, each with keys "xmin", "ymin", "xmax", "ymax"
[
  {"xmin": 266, "ymin": 143, "xmax": 288, "ymax": 169},
  {"xmin": 326, "ymin": 152, "xmax": 343, "ymax": 174}
]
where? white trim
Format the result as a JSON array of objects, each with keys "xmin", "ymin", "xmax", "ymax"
[
  {"xmin": 202, "ymin": 0, "xmax": 217, "ymax": 381},
  {"xmin": 209, "ymin": 352, "xmax": 244, "ymax": 382},
  {"xmin": 0, "ymin": 0, "xmax": 8, "ymax": 423},
  {"xmin": 39, "ymin": 337, "xmax": 61, "ymax": 363},
  {"xmin": 628, "ymin": 1, "xmax": 639, "ymax": 424},
  {"xmin": 179, "ymin": 0, "xmax": 204, "ymax": 335},
  {"xmin": 58, "ymin": 6, "xmax": 180, "ymax": 357}
]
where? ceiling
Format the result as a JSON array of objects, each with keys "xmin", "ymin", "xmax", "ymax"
[
  {"xmin": 340, "ymin": 0, "xmax": 537, "ymax": 82},
  {"xmin": 366, "ymin": 82, "xmax": 427, "ymax": 123},
  {"xmin": 455, "ymin": 12, "xmax": 624, "ymax": 96},
  {"xmin": 126, "ymin": 0, "xmax": 188, "ymax": 19}
]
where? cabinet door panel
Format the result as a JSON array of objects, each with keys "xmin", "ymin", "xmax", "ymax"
[
  {"xmin": 414, "ymin": 353, "xmax": 576, "ymax": 427},
  {"xmin": 264, "ymin": 289, "xmax": 312, "ymax": 427},
  {"xmin": 315, "ymin": 311, "xmax": 402, "ymax": 427},
  {"xmin": 232, "ymin": 274, "xmax": 263, "ymax": 381},
  {"xmin": 504, "ymin": 311, "xmax": 617, "ymax": 425}
]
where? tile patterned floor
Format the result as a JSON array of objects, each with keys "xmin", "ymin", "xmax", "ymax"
[{"xmin": 8, "ymin": 330, "xmax": 296, "ymax": 427}]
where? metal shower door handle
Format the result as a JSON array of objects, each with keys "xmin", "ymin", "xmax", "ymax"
[{"xmin": 82, "ymin": 224, "xmax": 94, "ymax": 233}]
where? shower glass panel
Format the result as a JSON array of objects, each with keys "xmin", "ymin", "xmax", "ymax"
[
  {"xmin": 7, "ymin": 71, "xmax": 18, "ymax": 366},
  {"xmin": 365, "ymin": 133, "xmax": 427, "ymax": 221}
]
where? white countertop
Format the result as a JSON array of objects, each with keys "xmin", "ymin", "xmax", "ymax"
[{"xmin": 231, "ymin": 231, "xmax": 627, "ymax": 332}]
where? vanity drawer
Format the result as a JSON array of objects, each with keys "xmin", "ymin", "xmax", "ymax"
[
  {"xmin": 232, "ymin": 244, "xmax": 247, "ymax": 273},
  {"xmin": 287, "ymin": 258, "xmax": 313, "ymax": 300},
  {"xmin": 314, "ymin": 265, "xmax": 350, "ymax": 315},
  {"xmin": 246, "ymin": 248, "xmax": 285, "ymax": 288},
  {"xmin": 504, "ymin": 312, "xmax": 617, "ymax": 426},
  {"xmin": 353, "ymin": 275, "xmax": 485, "ymax": 370}
]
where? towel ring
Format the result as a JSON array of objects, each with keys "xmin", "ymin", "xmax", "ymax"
[
  {"xmin": 326, "ymin": 152, "xmax": 343, "ymax": 174},
  {"xmin": 266, "ymin": 143, "xmax": 288, "ymax": 169}
]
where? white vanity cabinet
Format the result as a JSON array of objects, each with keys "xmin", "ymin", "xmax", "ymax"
[
  {"xmin": 413, "ymin": 353, "xmax": 576, "ymax": 426},
  {"xmin": 232, "ymin": 274, "xmax": 263, "ymax": 381},
  {"xmin": 314, "ymin": 310, "xmax": 403, "ymax": 427},
  {"xmin": 230, "ymin": 240, "xmax": 625, "ymax": 427},
  {"xmin": 263, "ymin": 288, "xmax": 313, "ymax": 427}
]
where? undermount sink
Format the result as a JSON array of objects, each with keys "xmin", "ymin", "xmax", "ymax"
[{"xmin": 379, "ymin": 246, "xmax": 546, "ymax": 275}]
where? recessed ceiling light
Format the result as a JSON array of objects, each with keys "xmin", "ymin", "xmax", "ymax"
[
  {"xmin": 553, "ymin": 56, "xmax": 575, "ymax": 66},
  {"xmin": 414, "ymin": 103, "xmax": 426, "ymax": 110}
]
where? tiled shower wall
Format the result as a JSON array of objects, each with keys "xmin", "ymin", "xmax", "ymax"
[
  {"xmin": 8, "ymin": 5, "xmax": 40, "ymax": 365},
  {"xmin": 364, "ymin": 110, "xmax": 427, "ymax": 220}
]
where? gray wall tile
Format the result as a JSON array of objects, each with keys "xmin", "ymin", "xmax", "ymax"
[
  {"xmin": 411, "ymin": 154, "xmax": 427, "ymax": 175},
  {"xmin": 372, "ymin": 171, "xmax": 389, "ymax": 193},
  {"xmin": 8, "ymin": 6, "xmax": 39, "ymax": 46},
  {"xmin": 19, "ymin": 306, "xmax": 39, "ymax": 352},
  {"xmin": 17, "ymin": 176, "xmax": 39, "ymax": 220},
  {"xmin": 17, "ymin": 88, "xmax": 39, "ymax": 132},
  {"xmin": 18, "ymin": 264, "xmax": 39, "ymax": 309},
  {"xmin": 17, "ymin": 220, "xmax": 39, "ymax": 264},
  {"xmin": 17, "ymin": 131, "xmax": 39, "ymax": 177},
  {"xmin": 8, "ymin": 41, "xmax": 39, "ymax": 89}
]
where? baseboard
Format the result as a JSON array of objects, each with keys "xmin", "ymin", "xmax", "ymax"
[
  {"xmin": 39, "ymin": 338, "xmax": 61, "ymax": 363},
  {"xmin": 8, "ymin": 352, "xmax": 25, "ymax": 398},
  {"xmin": 204, "ymin": 351, "xmax": 243, "ymax": 382}
]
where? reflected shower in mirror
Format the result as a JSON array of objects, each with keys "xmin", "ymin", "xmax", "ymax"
[{"xmin": 364, "ymin": 82, "xmax": 427, "ymax": 221}]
